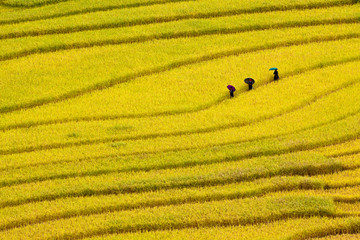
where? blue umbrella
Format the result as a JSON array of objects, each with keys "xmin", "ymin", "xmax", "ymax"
[{"xmin": 269, "ymin": 67, "xmax": 278, "ymax": 71}]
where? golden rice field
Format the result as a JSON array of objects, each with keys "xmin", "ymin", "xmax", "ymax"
[{"xmin": 0, "ymin": 0, "xmax": 359, "ymax": 239}]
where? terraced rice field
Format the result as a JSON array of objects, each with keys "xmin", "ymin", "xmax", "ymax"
[{"xmin": 0, "ymin": 0, "xmax": 359, "ymax": 239}]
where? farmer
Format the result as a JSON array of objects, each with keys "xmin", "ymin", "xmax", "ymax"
[
  {"xmin": 230, "ymin": 89, "xmax": 234, "ymax": 97},
  {"xmin": 227, "ymin": 85, "xmax": 236, "ymax": 98},
  {"xmin": 244, "ymin": 78, "xmax": 255, "ymax": 90},
  {"xmin": 274, "ymin": 69, "xmax": 279, "ymax": 81}
]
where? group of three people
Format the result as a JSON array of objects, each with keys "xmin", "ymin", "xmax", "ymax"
[{"xmin": 229, "ymin": 69, "xmax": 279, "ymax": 98}]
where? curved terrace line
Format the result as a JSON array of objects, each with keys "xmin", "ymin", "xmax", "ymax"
[
  {"xmin": 0, "ymin": 0, "xmax": 353, "ymax": 27},
  {"xmin": 0, "ymin": 100, "xmax": 360, "ymax": 171},
  {"xmin": 67, "ymin": 216, "xmax": 360, "ymax": 240},
  {"xmin": 0, "ymin": 204, "xmax": 339, "ymax": 239},
  {"xmin": 330, "ymin": 149, "xmax": 360, "ymax": 158},
  {"xmin": 0, "ymin": 158, "xmax": 359, "ymax": 234},
  {"xmin": 0, "ymin": 161, "xmax": 344, "ymax": 210},
  {"xmin": 0, "ymin": 21, "xmax": 357, "ymax": 118},
  {"xmin": 0, "ymin": 176, "xmax": 338, "ymax": 232},
  {"xmin": 0, "ymin": 33, "xmax": 358, "ymax": 116},
  {"xmin": 0, "ymin": 111, "xmax": 358, "ymax": 194},
  {"xmin": 0, "ymin": 0, "xmax": 70, "ymax": 8},
  {"xmin": 2, "ymin": 178, "xmax": 360, "ymax": 233},
  {"xmin": 8, "ymin": 216, "xmax": 334, "ymax": 239},
  {"xmin": 0, "ymin": 3, "xmax": 359, "ymax": 238},
  {"xmin": 0, "ymin": 106, "xmax": 359, "ymax": 189},
  {"xmin": 0, "ymin": 0, "xmax": 196, "ymax": 24},
  {"xmin": 0, "ymin": 1, "xmax": 355, "ymax": 39},
  {"xmin": 0, "ymin": 18, "xmax": 358, "ymax": 63},
  {"xmin": 0, "ymin": 120, "xmax": 351, "ymax": 188},
  {"xmin": 0, "ymin": 135, "xmax": 358, "ymax": 222},
  {"xmin": 0, "ymin": 132, "xmax": 358, "ymax": 175},
  {"xmin": 0, "ymin": 66, "xmax": 358, "ymax": 157},
  {"xmin": 1, "ymin": 53, "xmax": 359, "ymax": 132},
  {"xmin": 293, "ymin": 220, "xmax": 360, "ymax": 240},
  {"xmin": 51, "ymin": 214, "xmax": 360, "ymax": 240},
  {"xmin": 0, "ymin": 102, "xmax": 359, "ymax": 175}
]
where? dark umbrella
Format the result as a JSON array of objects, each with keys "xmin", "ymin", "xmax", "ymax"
[
  {"xmin": 269, "ymin": 67, "xmax": 278, "ymax": 71},
  {"xmin": 227, "ymin": 85, "xmax": 236, "ymax": 91},
  {"xmin": 244, "ymin": 78, "xmax": 255, "ymax": 84}
]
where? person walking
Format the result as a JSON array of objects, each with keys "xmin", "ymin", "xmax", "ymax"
[
  {"xmin": 230, "ymin": 89, "xmax": 234, "ymax": 97},
  {"xmin": 274, "ymin": 69, "xmax": 279, "ymax": 81},
  {"xmin": 227, "ymin": 85, "xmax": 236, "ymax": 98},
  {"xmin": 244, "ymin": 78, "xmax": 255, "ymax": 90}
]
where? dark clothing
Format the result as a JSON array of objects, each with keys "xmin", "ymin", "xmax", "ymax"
[
  {"xmin": 244, "ymin": 78, "xmax": 254, "ymax": 90},
  {"xmin": 230, "ymin": 90, "xmax": 234, "ymax": 98},
  {"xmin": 274, "ymin": 70, "xmax": 279, "ymax": 80}
]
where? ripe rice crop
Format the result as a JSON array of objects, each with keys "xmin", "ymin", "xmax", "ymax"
[
  {"xmin": 317, "ymin": 168, "xmax": 360, "ymax": 188},
  {"xmin": 312, "ymin": 234, "xmax": 360, "ymax": 240},
  {"xmin": 0, "ymin": 0, "xmax": 353, "ymax": 27},
  {"xmin": 0, "ymin": 152, "xmax": 338, "ymax": 208},
  {"xmin": 0, "ymin": 0, "xmax": 359, "ymax": 238},
  {"xmin": 315, "ymin": 139, "xmax": 360, "ymax": 157},
  {"xmin": 0, "ymin": 108, "xmax": 358, "ymax": 172},
  {"xmin": 85, "ymin": 217, "xmax": 360, "ymax": 240},
  {"xmin": 0, "ymin": 0, "xmax": 192, "ymax": 22},
  {"xmin": 0, "ymin": 150, "xmax": 336, "ymax": 188},
  {"xmin": 335, "ymin": 202, "xmax": 360, "ymax": 215},
  {"xmin": 0, "ymin": 26, "xmax": 359, "ymax": 128},
  {"xmin": 0, "ymin": 4, "xmax": 358, "ymax": 61},
  {"xmin": 0, "ymin": 195, "xmax": 335, "ymax": 239},
  {"xmin": 0, "ymin": 23, "xmax": 359, "ymax": 116},
  {"xmin": 0, "ymin": 176, "xmax": 324, "ymax": 232},
  {"xmin": 1, "ymin": 60, "xmax": 359, "ymax": 151},
  {"xmin": 264, "ymin": 184, "xmax": 360, "ymax": 202}
]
